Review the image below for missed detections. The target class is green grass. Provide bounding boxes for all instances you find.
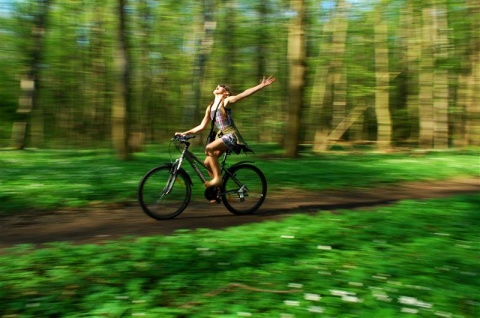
[1,195,479,317]
[0,145,479,213]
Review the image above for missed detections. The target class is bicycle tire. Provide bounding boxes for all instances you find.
[138,165,191,220]
[221,164,267,215]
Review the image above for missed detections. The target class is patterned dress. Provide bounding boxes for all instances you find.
[210,104,247,154]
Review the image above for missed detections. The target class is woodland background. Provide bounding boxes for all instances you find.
[0,0,479,159]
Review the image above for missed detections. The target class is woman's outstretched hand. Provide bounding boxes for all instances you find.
[261,75,276,87]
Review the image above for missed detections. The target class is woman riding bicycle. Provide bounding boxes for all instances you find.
[176,76,276,188]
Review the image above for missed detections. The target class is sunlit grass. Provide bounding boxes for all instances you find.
[0,146,479,213]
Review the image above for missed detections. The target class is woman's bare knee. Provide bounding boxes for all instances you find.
[205,147,217,157]
[205,140,226,157]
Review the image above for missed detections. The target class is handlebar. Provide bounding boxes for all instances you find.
[172,134,196,143]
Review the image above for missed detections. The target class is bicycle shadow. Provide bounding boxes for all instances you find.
[256,199,399,216]
[175,198,399,221]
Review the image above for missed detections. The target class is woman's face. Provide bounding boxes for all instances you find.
[213,85,229,96]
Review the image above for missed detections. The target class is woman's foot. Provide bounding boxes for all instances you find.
[205,177,222,188]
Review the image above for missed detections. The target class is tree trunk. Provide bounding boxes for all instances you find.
[255,0,270,142]
[88,0,108,144]
[224,0,237,77]
[312,0,349,152]
[374,8,392,150]
[330,0,349,133]
[112,0,131,160]
[182,0,216,126]
[432,69,449,148]
[464,0,480,146]
[432,0,449,149]
[418,7,435,148]
[10,0,51,149]
[402,1,421,144]
[464,52,480,146]
[311,21,333,152]
[134,0,153,151]
[284,0,306,158]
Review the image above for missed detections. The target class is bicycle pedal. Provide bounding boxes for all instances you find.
[204,186,220,201]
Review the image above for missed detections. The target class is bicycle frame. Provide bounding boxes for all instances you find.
[173,141,230,185]
[173,140,253,189]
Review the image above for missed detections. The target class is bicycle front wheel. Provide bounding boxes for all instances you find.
[222,164,267,215]
[138,165,191,220]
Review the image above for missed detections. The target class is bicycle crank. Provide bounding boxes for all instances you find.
[204,186,220,202]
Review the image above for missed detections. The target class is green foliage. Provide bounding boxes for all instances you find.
[1,195,479,317]
[0,147,479,214]
[0,0,478,148]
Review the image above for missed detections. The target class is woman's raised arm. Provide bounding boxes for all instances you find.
[226,76,276,104]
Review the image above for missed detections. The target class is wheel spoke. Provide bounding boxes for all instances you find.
[222,164,267,215]
[138,166,191,220]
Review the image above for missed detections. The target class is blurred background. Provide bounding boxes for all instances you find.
[0,0,478,158]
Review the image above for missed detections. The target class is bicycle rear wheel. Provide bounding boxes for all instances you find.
[221,164,267,215]
[138,165,191,220]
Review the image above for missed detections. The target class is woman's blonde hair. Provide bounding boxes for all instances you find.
[219,84,231,95]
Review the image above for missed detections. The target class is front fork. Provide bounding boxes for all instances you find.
[164,152,186,194]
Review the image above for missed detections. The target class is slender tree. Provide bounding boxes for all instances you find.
[112,0,132,159]
[418,5,435,148]
[284,0,306,157]
[254,0,273,142]
[330,0,349,133]
[311,0,349,152]
[310,14,332,152]
[223,0,237,77]
[464,0,480,146]
[432,0,449,149]
[373,5,392,149]
[10,0,51,149]
[400,1,421,143]
[87,0,109,144]
[182,0,217,127]
[132,0,154,151]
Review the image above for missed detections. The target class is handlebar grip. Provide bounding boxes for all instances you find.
[172,134,196,141]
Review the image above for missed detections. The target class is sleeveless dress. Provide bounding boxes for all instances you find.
[210,105,248,154]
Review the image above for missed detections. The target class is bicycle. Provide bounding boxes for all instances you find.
[138,135,267,220]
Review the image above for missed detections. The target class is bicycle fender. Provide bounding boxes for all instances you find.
[158,163,194,186]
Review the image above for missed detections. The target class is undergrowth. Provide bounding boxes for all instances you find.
[1,195,479,317]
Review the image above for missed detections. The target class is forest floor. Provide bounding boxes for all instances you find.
[1,177,478,249]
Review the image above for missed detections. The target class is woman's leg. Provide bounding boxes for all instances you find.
[204,156,214,179]
[204,139,227,187]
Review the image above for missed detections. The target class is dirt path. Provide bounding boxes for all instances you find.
[1,177,478,249]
